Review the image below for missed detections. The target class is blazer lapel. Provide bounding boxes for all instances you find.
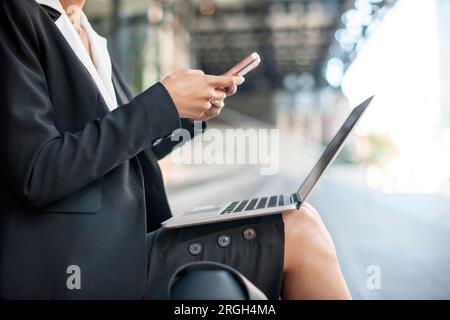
[39,4,61,21]
[39,4,111,119]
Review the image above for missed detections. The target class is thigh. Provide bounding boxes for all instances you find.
[144,214,285,299]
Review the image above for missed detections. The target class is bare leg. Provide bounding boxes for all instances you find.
[282,203,351,300]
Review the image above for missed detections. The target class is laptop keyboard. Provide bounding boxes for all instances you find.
[221,201,239,214]
[268,196,278,207]
[245,199,258,211]
[278,195,284,206]
[220,194,292,215]
[233,200,249,213]
[256,197,267,209]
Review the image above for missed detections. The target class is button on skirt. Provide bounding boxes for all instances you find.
[143,214,285,299]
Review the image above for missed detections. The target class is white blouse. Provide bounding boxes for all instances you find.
[36,0,118,111]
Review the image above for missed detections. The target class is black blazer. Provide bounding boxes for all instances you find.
[0,0,198,299]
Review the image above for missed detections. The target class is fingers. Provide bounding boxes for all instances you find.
[207,75,245,88]
[203,104,222,119]
[187,68,205,75]
[192,98,224,122]
[211,90,226,101]
[224,85,238,96]
[196,98,225,121]
[211,99,225,109]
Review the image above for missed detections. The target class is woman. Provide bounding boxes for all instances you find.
[0,0,351,299]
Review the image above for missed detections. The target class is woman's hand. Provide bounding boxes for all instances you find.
[200,81,240,122]
[161,69,244,121]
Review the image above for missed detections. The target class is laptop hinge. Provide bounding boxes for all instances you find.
[291,193,302,209]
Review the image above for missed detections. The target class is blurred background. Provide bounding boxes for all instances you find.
[85,0,450,299]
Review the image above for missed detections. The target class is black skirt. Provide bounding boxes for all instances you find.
[144,214,285,299]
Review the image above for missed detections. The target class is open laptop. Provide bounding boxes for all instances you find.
[162,96,373,229]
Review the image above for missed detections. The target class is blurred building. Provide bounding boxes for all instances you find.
[85,0,395,139]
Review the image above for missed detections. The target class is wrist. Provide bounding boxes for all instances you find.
[160,79,180,114]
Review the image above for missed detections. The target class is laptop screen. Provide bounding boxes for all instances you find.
[296,96,373,202]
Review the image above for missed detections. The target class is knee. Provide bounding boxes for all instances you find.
[282,203,337,268]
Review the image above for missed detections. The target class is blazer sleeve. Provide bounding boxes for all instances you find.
[151,119,206,160]
[0,2,181,207]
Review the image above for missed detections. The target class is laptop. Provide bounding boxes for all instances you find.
[162,96,373,229]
